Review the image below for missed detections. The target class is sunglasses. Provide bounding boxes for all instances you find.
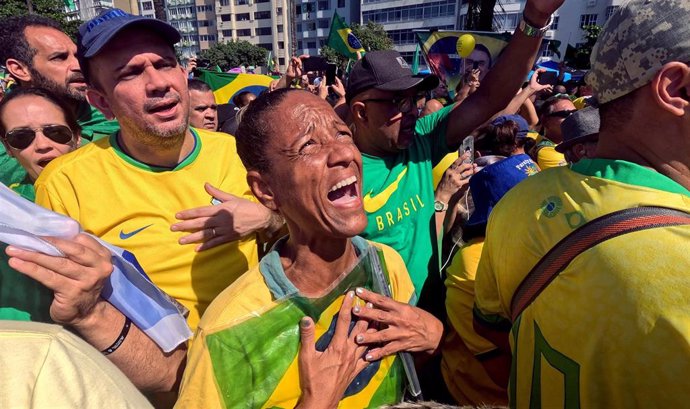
[3,124,74,150]
[362,94,426,114]
[546,109,577,119]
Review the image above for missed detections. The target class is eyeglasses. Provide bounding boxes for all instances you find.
[3,124,74,150]
[546,109,577,119]
[362,95,425,114]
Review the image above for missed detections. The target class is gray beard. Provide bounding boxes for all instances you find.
[29,68,86,105]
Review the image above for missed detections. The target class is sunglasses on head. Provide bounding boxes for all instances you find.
[3,124,74,151]
[547,109,577,119]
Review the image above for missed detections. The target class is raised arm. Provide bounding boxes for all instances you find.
[445,0,564,148]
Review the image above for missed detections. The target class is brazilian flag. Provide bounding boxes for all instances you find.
[195,69,274,105]
[326,11,365,59]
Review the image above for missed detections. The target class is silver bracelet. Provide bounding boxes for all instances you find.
[519,14,552,38]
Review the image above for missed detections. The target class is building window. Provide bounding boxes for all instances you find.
[222,29,233,36]
[254,10,271,19]
[142,1,153,10]
[221,14,231,21]
[318,19,329,29]
[257,43,273,50]
[296,4,301,14]
[196,5,212,12]
[237,28,251,36]
[306,21,316,31]
[220,0,229,5]
[494,12,519,30]
[279,57,285,65]
[198,20,214,27]
[362,0,456,24]
[605,6,619,20]
[256,27,272,35]
[296,23,302,31]
[278,41,284,49]
[580,13,598,28]
[276,6,282,15]
[235,0,248,5]
[256,0,269,3]
[337,0,345,7]
[307,41,316,49]
[277,24,284,33]
[318,0,329,10]
[551,15,559,29]
[297,40,303,49]
[236,12,250,21]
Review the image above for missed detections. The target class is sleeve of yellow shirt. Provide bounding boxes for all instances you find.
[473,231,512,329]
[445,238,497,355]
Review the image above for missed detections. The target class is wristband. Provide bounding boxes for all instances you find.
[519,13,552,38]
[101,316,132,356]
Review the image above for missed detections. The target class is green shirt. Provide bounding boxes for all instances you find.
[0,182,52,322]
[360,104,453,316]
[0,102,119,188]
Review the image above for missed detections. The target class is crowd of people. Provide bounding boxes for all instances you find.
[1,0,689,407]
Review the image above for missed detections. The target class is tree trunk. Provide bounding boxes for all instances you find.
[478,0,497,31]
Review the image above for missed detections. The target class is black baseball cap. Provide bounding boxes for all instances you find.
[346,50,439,103]
[77,8,180,82]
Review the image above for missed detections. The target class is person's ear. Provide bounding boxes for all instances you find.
[651,62,690,117]
[5,58,32,83]
[351,101,367,124]
[247,170,278,211]
[86,87,115,120]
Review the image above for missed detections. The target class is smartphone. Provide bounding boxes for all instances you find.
[302,56,329,73]
[537,71,558,86]
[472,61,479,70]
[326,63,337,86]
[459,135,474,164]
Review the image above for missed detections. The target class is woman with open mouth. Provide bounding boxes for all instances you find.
[177,89,444,409]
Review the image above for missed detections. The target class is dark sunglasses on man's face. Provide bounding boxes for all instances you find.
[363,94,426,114]
[547,109,577,119]
[3,124,74,151]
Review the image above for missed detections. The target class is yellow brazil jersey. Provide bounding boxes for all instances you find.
[176,237,416,409]
[34,128,258,330]
[474,158,690,407]
[442,237,507,406]
[533,135,566,170]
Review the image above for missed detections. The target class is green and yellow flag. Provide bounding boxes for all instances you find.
[327,11,364,59]
[195,69,274,104]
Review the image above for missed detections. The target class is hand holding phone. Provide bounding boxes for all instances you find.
[459,135,474,164]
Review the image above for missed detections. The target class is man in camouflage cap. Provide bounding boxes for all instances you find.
[471,0,690,406]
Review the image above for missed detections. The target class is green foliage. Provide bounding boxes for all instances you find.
[199,40,268,71]
[567,25,602,69]
[320,21,393,68]
[0,0,82,40]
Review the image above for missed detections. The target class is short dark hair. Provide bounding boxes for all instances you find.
[188,78,213,93]
[475,120,520,157]
[235,88,295,173]
[473,43,493,67]
[0,15,62,70]
[539,94,572,118]
[0,87,81,137]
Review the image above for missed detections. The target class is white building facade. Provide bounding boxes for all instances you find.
[458,0,625,61]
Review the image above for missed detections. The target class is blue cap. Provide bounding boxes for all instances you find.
[490,114,529,139]
[77,9,180,74]
[466,154,538,228]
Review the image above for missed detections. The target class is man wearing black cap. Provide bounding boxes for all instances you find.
[16,9,279,391]
[346,0,565,319]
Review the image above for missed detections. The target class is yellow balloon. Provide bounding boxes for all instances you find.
[457,34,476,58]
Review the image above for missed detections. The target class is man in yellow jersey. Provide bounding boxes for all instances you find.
[473,0,690,406]
[530,94,572,169]
[13,9,277,393]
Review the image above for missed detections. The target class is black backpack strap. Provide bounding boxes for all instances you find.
[510,206,690,321]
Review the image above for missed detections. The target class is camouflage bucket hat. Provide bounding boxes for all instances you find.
[587,0,690,104]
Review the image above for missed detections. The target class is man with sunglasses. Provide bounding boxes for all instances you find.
[345,0,564,320]
[530,94,574,169]
[0,15,119,188]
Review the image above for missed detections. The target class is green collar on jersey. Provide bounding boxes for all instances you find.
[572,158,690,197]
[110,128,202,172]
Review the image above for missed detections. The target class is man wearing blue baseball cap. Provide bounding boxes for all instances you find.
[8,8,280,392]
